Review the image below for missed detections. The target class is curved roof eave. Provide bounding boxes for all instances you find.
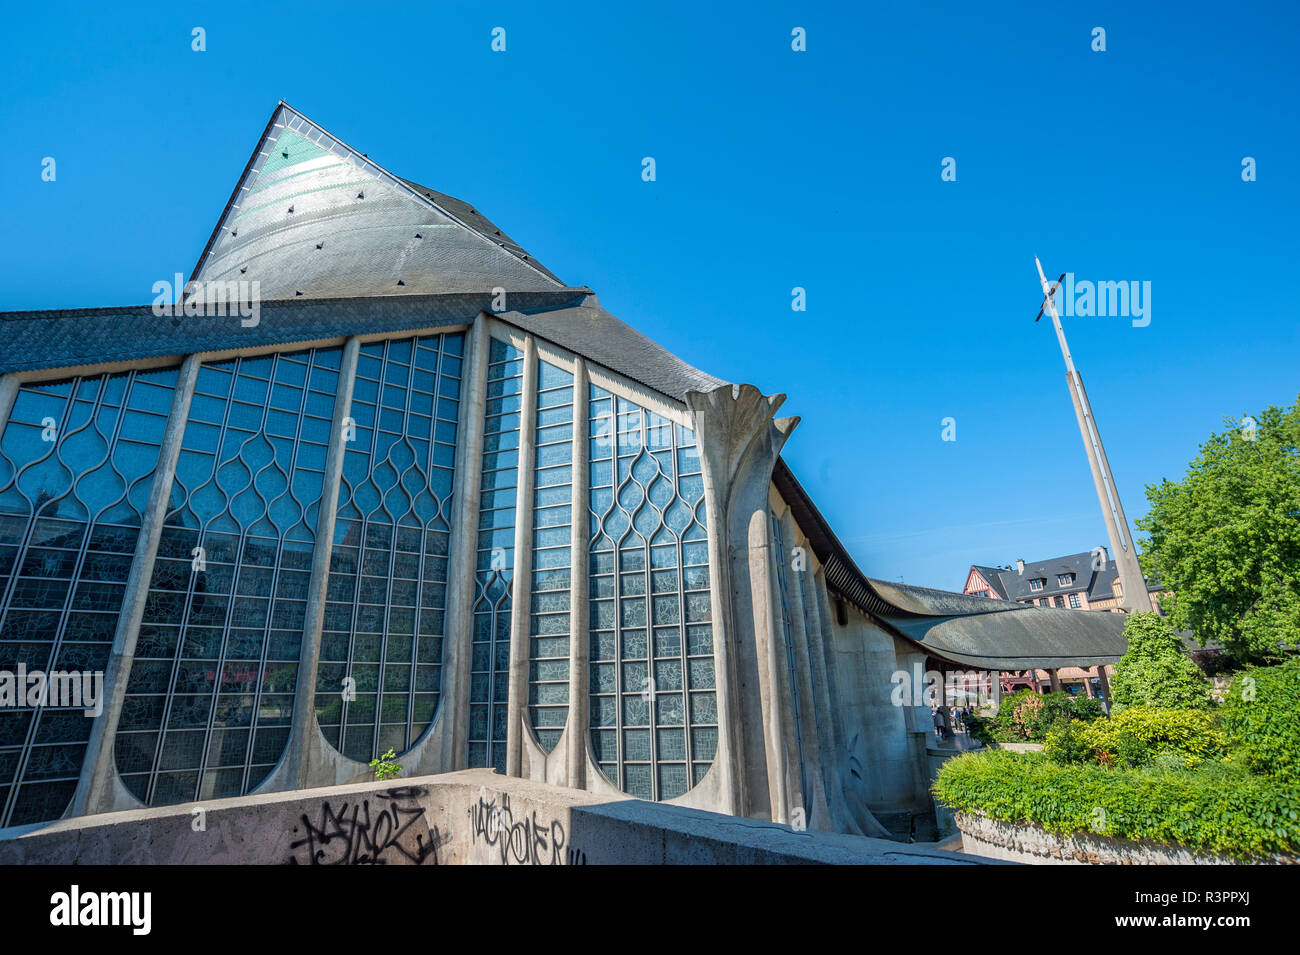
[772,458,1128,669]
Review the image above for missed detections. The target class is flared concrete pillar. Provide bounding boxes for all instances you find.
[71,354,202,816]
[0,374,19,434]
[441,317,491,771]
[685,383,798,822]
[565,358,590,790]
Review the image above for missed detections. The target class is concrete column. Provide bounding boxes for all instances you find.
[762,517,797,824]
[274,337,359,791]
[441,317,490,771]
[779,513,830,829]
[685,384,798,821]
[565,358,590,789]
[505,336,538,777]
[0,374,20,434]
[71,354,202,817]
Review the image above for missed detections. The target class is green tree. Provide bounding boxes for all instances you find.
[1110,612,1213,710]
[1137,396,1300,664]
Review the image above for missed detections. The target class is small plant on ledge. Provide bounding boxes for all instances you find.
[370,748,402,782]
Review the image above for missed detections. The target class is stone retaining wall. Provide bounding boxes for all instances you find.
[955,811,1290,865]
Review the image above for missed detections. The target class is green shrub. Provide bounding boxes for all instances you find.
[1042,720,1093,764]
[988,689,1106,742]
[1084,706,1227,769]
[933,749,1300,860]
[1111,612,1214,711]
[1220,658,1300,782]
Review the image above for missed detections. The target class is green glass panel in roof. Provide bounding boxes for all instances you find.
[257,129,330,178]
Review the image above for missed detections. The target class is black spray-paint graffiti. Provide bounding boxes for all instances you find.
[287,787,442,865]
[467,793,585,865]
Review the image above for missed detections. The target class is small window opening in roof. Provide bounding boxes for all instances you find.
[240,267,247,274]
[415,233,422,239]
[282,149,289,159]
[230,229,237,237]
[316,242,324,250]
[357,191,364,199]
[288,205,294,213]
[295,290,304,296]
[397,279,405,286]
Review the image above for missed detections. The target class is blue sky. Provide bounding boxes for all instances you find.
[2,0,1297,589]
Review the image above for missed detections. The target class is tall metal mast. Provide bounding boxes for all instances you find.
[1035,257,1152,612]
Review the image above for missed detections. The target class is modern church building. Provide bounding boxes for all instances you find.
[0,103,1127,836]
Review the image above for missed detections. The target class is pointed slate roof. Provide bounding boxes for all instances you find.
[188,103,564,302]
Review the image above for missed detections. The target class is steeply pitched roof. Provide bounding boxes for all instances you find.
[970,551,1148,605]
[187,103,564,301]
[969,565,1010,598]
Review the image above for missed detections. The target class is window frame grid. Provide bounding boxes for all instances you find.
[588,386,714,802]
[0,368,175,828]
[317,334,460,762]
[117,348,337,806]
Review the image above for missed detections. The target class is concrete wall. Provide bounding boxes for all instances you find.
[0,770,990,865]
[822,604,926,810]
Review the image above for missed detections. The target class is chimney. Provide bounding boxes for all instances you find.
[1016,558,1025,575]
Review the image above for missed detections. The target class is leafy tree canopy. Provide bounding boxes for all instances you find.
[1137,396,1300,664]
[1110,612,1214,710]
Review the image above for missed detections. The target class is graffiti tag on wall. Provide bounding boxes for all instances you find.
[467,793,584,865]
[287,786,441,865]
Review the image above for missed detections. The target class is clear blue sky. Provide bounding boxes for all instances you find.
[2,1,1297,589]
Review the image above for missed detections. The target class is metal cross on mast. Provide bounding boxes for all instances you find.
[1034,256,1152,612]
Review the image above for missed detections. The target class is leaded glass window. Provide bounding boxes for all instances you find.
[588,385,714,801]
[771,512,808,810]
[468,338,522,771]
[115,348,340,806]
[528,360,573,752]
[315,334,461,762]
[0,366,178,827]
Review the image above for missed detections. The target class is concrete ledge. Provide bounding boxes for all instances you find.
[955,812,1294,865]
[0,770,996,865]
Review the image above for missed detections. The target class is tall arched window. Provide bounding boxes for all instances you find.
[588,386,715,800]
[468,338,522,771]
[527,360,573,752]
[315,333,462,762]
[115,347,340,806]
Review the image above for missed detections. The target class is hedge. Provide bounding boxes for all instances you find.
[1043,706,1228,769]
[933,749,1300,860]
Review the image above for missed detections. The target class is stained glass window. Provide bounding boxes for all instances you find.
[468,338,522,771]
[0,366,178,827]
[316,334,461,762]
[115,348,340,806]
[527,360,573,753]
[588,385,714,800]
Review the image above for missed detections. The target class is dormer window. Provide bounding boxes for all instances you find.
[1029,578,1046,591]
[1058,573,1075,586]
